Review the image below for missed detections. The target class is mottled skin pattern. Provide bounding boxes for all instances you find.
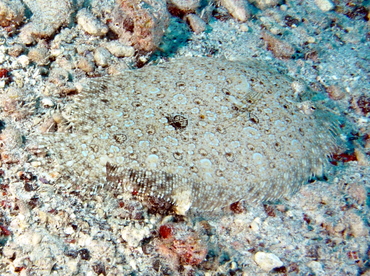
[38,57,338,213]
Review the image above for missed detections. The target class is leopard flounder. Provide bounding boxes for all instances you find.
[39,57,340,214]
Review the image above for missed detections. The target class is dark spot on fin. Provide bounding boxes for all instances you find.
[166,114,188,130]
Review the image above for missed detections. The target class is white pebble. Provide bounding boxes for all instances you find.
[254,252,283,272]
[307,36,316,43]
[239,23,249,32]
[77,8,108,37]
[31,232,43,245]
[307,261,324,274]
[280,4,288,11]
[291,80,306,96]
[104,41,135,58]
[314,0,334,12]
[249,0,281,10]
[270,26,281,35]
[41,98,54,108]
[64,226,75,235]
[0,50,7,64]
[17,55,30,67]
[220,0,250,22]
[94,47,111,67]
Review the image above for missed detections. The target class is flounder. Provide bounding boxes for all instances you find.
[38,57,340,214]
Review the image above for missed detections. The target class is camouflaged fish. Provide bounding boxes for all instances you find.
[38,57,340,214]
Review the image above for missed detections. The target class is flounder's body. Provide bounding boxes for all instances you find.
[39,57,338,213]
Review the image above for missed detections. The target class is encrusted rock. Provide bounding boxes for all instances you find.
[19,0,74,44]
[104,41,135,58]
[0,0,25,28]
[77,8,109,37]
[0,124,24,164]
[185,14,207,34]
[326,85,346,100]
[0,125,23,150]
[262,32,295,59]
[28,44,50,66]
[0,87,35,119]
[167,0,200,14]
[7,43,25,57]
[77,56,95,73]
[109,0,170,52]
[157,222,208,266]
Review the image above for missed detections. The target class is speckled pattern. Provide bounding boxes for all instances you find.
[38,57,338,213]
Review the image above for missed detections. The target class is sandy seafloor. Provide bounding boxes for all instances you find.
[0,0,369,275]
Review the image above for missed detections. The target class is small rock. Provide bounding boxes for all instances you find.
[307,261,324,274]
[77,56,95,73]
[107,61,130,75]
[269,27,281,35]
[306,36,316,43]
[249,0,282,10]
[347,183,367,205]
[355,148,370,166]
[219,0,250,22]
[326,85,345,100]
[64,226,75,235]
[280,4,288,11]
[262,32,295,59]
[28,45,50,66]
[94,47,111,67]
[76,44,91,55]
[291,80,307,96]
[314,0,334,12]
[297,101,316,116]
[352,94,370,116]
[239,23,249,32]
[346,210,369,237]
[104,41,135,58]
[7,43,25,57]
[48,67,69,86]
[0,126,23,150]
[254,252,283,272]
[16,55,30,67]
[41,98,54,108]
[77,8,108,36]
[110,0,170,52]
[167,0,200,13]
[185,14,207,34]
[31,232,43,245]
